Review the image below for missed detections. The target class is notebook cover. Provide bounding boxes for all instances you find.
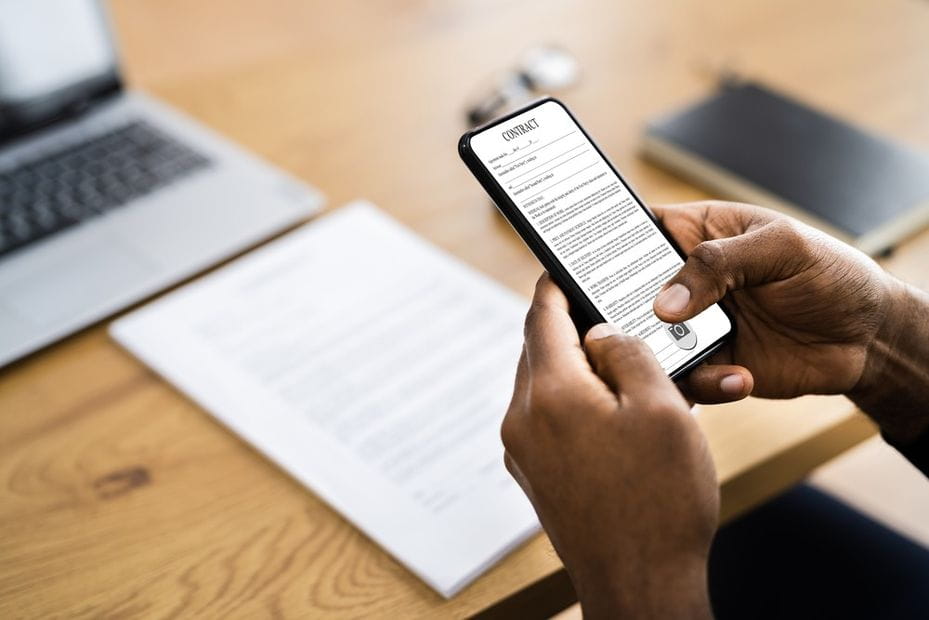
[644,82,929,243]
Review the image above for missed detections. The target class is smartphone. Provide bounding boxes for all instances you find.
[458,97,733,380]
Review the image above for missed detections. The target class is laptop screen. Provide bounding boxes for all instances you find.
[0,0,120,143]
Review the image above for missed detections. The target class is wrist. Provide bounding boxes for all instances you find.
[849,277,929,443]
[571,551,712,620]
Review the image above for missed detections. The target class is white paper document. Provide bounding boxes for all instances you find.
[110,201,539,597]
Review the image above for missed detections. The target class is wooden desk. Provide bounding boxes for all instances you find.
[3,0,928,616]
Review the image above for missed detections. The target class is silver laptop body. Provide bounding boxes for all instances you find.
[0,1,324,366]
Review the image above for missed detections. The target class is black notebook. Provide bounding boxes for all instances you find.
[641,81,929,255]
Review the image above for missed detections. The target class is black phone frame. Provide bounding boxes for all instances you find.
[458,96,734,381]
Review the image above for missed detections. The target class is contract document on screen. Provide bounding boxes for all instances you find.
[110,201,539,598]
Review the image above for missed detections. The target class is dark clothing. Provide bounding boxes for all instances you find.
[709,484,929,620]
[889,427,929,479]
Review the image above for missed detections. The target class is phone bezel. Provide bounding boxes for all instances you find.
[458,96,734,381]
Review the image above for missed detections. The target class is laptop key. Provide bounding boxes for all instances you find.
[0,120,212,258]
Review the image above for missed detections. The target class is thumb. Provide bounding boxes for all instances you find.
[653,222,797,322]
[583,323,681,406]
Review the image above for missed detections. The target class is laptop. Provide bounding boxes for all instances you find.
[0,1,324,367]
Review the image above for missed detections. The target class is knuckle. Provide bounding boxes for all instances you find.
[768,217,820,262]
[621,332,650,352]
[500,414,522,452]
[587,333,622,366]
[646,392,687,416]
[534,272,550,293]
[503,451,517,475]
[690,240,727,278]
[609,333,652,361]
[770,216,799,239]
[770,217,807,249]
[595,331,642,355]
[689,240,737,293]
[705,199,739,211]
[527,379,563,416]
[634,395,690,434]
[526,377,598,427]
[523,301,546,339]
[592,334,655,376]
[531,273,560,308]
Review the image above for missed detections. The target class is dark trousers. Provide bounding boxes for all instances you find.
[709,484,929,620]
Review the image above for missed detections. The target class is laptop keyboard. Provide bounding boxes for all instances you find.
[0,120,211,258]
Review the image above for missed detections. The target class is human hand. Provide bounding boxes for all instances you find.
[651,201,894,403]
[503,275,717,619]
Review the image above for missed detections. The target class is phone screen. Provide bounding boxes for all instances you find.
[467,99,732,375]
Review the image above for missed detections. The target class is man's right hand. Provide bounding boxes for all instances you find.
[650,201,896,403]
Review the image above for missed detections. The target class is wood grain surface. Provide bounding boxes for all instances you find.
[2,0,929,617]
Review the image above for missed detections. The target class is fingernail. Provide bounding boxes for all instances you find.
[720,374,745,395]
[655,283,690,315]
[587,323,623,340]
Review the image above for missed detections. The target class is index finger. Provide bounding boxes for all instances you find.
[583,324,674,401]
[523,273,589,378]
[647,203,710,254]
